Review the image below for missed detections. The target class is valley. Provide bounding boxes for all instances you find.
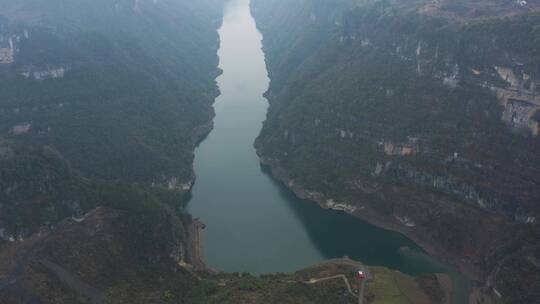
[0,0,539,303]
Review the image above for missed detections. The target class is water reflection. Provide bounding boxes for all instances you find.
[260,164,425,274]
[186,0,469,302]
[260,164,470,303]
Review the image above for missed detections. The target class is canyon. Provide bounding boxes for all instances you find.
[1,0,539,303]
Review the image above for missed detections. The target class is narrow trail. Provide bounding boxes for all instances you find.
[305,274,354,295]
[300,260,369,303]
[304,274,366,304]
[358,280,365,304]
[40,260,106,304]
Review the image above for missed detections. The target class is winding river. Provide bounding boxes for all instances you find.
[187,0,469,302]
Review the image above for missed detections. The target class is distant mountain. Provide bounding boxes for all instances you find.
[252,0,540,302]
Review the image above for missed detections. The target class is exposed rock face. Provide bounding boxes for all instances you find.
[166,176,194,192]
[21,67,67,80]
[0,37,14,64]
[252,0,540,302]
[0,48,13,64]
[10,122,31,135]
[492,66,540,135]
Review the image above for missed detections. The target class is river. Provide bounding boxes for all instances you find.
[187,0,469,302]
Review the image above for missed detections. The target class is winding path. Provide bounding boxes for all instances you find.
[40,260,106,304]
[304,273,366,304]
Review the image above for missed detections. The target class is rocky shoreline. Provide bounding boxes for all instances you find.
[256,154,480,294]
[180,69,224,272]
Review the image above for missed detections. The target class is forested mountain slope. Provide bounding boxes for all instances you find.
[0,0,224,301]
[252,0,540,302]
[0,0,223,244]
[0,0,223,187]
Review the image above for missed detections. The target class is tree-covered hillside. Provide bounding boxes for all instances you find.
[252,0,540,303]
[0,0,224,300]
[0,0,223,186]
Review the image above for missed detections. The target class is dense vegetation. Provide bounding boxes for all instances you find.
[0,0,223,297]
[1,221,447,304]
[252,0,540,302]
[0,0,222,185]
[1,0,538,302]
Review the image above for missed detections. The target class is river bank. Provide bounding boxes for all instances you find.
[186,0,471,303]
[256,154,474,302]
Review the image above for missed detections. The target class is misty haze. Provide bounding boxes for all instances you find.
[0,0,539,304]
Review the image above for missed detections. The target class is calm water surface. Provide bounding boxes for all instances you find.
[187,0,469,302]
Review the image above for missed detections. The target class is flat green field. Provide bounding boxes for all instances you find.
[368,267,440,304]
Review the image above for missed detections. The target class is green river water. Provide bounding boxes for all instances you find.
[187,0,470,302]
